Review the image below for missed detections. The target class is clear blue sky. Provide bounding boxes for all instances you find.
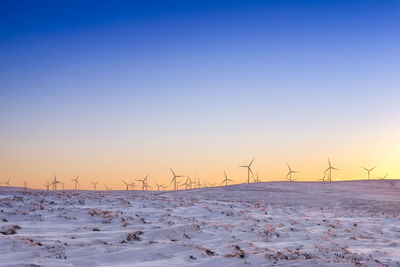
[1,0,399,188]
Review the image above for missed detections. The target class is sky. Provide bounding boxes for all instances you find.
[1,0,400,190]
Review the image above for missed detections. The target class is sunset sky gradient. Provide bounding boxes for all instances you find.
[1,0,400,189]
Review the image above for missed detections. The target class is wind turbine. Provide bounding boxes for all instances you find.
[221,171,234,186]
[52,173,61,190]
[4,178,11,187]
[155,183,165,191]
[196,178,202,188]
[188,176,194,189]
[62,182,65,190]
[105,184,111,191]
[122,180,130,190]
[137,175,149,190]
[144,179,151,191]
[43,181,51,191]
[91,181,99,191]
[254,172,262,183]
[239,158,254,183]
[181,176,193,190]
[193,170,202,188]
[143,175,150,190]
[24,181,27,192]
[324,158,339,182]
[286,164,299,182]
[362,167,376,180]
[71,175,80,190]
[377,174,388,180]
[170,169,184,190]
[129,180,136,190]
[322,173,326,182]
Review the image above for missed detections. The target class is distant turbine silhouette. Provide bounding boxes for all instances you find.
[362,166,376,180]
[221,171,234,186]
[188,176,194,189]
[24,181,27,192]
[196,178,202,188]
[181,176,192,190]
[319,172,328,182]
[170,169,184,190]
[254,172,262,183]
[324,158,339,182]
[377,174,388,180]
[239,158,254,184]
[143,175,150,190]
[4,178,11,187]
[105,184,111,191]
[286,164,299,182]
[52,173,61,190]
[62,182,65,190]
[122,180,130,190]
[43,181,51,191]
[91,181,99,191]
[155,183,164,191]
[137,175,149,190]
[71,175,80,190]
[129,180,136,190]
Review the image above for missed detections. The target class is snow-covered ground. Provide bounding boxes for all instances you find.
[1,180,400,266]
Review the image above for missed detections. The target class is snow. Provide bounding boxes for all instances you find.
[0,180,400,266]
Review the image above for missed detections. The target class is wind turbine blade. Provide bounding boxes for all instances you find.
[249,158,254,167]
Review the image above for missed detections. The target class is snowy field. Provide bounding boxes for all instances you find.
[1,180,400,266]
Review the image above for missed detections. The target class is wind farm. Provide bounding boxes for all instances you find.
[1,0,400,266]
[2,157,394,192]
